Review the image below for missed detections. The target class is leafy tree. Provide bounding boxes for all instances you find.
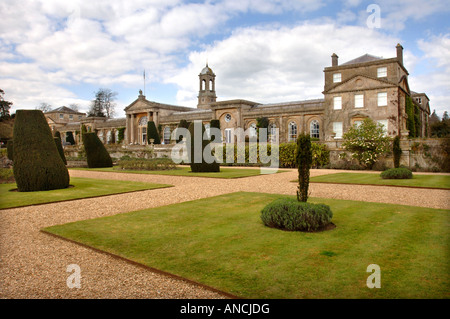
[429,110,440,126]
[405,96,415,137]
[342,118,391,169]
[296,134,312,202]
[88,88,117,118]
[0,89,13,120]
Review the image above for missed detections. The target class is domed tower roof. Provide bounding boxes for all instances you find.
[200,63,215,75]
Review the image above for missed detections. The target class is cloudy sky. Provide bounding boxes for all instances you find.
[1,0,449,118]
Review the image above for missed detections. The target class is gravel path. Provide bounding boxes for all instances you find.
[1,168,449,299]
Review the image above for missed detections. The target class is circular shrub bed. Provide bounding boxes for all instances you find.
[380,167,413,179]
[261,198,334,232]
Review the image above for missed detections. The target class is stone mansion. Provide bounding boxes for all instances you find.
[46,44,430,146]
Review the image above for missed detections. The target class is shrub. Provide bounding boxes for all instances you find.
[117,158,176,171]
[296,134,312,202]
[0,167,15,183]
[187,121,220,172]
[261,198,333,232]
[278,142,329,168]
[6,139,13,161]
[380,167,413,179]
[54,130,61,139]
[393,136,402,168]
[82,132,113,168]
[12,110,69,191]
[342,118,391,169]
[147,121,160,144]
[54,137,67,165]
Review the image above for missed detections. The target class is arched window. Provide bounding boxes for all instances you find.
[139,116,148,145]
[249,123,257,138]
[163,126,171,144]
[288,122,297,142]
[310,120,320,139]
[268,123,277,143]
[202,79,206,91]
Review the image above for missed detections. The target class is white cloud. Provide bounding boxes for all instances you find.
[410,34,450,116]
[166,23,402,106]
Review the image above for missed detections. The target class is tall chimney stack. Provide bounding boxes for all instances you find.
[331,53,338,67]
[396,43,403,65]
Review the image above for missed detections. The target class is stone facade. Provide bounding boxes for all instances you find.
[47,43,430,147]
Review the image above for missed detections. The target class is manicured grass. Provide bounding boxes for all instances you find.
[307,172,450,189]
[72,166,284,179]
[43,192,449,298]
[0,177,172,209]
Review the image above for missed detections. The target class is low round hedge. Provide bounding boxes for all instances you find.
[261,198,333,232]
[380,167,413,179]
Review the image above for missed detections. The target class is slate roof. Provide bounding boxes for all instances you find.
[341,54,383,66]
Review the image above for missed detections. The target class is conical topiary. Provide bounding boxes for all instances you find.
[187,121,220,173]
[147,121,161,144]
[82,132,113,168]
[54,137,67,165]
[12,110,70,191]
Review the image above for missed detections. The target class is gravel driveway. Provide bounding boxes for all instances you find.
[1,168,449,298]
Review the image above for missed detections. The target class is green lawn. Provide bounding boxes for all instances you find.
[72,166,284,179]
[307,172,450,189]
[43,192,449,298]
[0,177,172,209]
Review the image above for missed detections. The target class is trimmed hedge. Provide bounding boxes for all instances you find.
[261,198,333,232]
[12,110,69,191]
[54,137,67,165]
[83,132,113,168]
[380,167,413,179]
[187,122,220,172]
[117,158,176,171]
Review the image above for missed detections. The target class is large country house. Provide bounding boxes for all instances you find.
[47,44,430,146]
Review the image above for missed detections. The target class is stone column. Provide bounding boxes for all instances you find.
[130,114,135,144]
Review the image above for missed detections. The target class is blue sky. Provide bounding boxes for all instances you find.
[1,0,449,118]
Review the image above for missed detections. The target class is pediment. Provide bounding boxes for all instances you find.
[125,98,156,112]
[326,75,396,94]
[398,75,410,94]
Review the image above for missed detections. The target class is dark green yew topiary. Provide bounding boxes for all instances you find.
[147,121,160,144]
[296,133,312,202]
[12,110,69,191]
[261,198,333,232]
[6,139,13,161]
[54,137,67,165]
[82,132,113,168]
[66,131,75,145]
[393,136,402,168]
[187,122,220,172]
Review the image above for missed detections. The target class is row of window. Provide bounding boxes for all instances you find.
[333,67,387,83]
[333,92,387,110]
[59,114,83,120]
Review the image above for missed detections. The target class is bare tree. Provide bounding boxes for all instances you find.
[68,103,80,112]
[36,102,52,113]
